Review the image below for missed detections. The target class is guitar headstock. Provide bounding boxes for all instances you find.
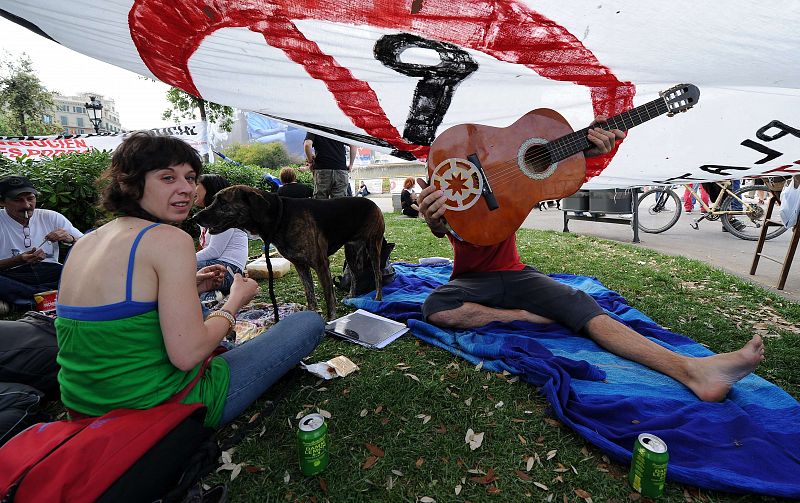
[660,84,700,116]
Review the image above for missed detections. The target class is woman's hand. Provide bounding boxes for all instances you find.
[226,273,259,311]
[196,264,226,293]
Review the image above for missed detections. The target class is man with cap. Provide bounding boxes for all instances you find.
[0,175,83,313]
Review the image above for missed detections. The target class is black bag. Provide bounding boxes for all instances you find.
[335,239,396,296]
[0,383,47,447]
[0,312,59,395]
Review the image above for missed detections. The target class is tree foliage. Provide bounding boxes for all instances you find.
[161,87,233,132]
[0,54,61,136]
[222,142,298,170]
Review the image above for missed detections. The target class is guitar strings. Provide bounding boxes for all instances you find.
[437,99,668,190]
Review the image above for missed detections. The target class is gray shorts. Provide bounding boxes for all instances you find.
[421,267,604,333]
[313,169,349,198]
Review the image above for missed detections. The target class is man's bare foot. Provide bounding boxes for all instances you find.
[685,335,765,401]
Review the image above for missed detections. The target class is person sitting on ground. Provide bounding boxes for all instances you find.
[55,131,324,428]
[195,174,249,303]
[400,177,420,218]
[417,117,764,403]
[357,182,370,197]
[276,167,313,198]
[0,175,83,313]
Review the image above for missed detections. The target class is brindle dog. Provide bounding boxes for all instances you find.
[195,185,384,319]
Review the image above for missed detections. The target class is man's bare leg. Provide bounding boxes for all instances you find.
[584,315,764,402]
[428,302,553,329]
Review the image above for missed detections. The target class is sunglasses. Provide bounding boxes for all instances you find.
[23,226,31,248]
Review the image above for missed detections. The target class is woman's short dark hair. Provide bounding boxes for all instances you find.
[100,131,203,219]
[279,167,297,184]
[197,173,231,207]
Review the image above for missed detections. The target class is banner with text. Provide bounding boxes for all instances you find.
[2,1,799,187]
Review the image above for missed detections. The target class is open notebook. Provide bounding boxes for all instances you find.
[325,309,408,349]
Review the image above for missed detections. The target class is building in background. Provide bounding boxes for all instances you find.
[51,92,125,135]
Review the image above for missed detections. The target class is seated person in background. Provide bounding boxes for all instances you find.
[400,177,420,218]
[276,167,313,198]
[417,118,764,403]
[0,175,83,313]
[357,182,370,197]
[195,174,249,303]
[55,131,324,428]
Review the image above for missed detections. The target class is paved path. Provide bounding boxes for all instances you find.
[369,194,799,303]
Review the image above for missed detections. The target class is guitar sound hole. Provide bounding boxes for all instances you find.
[522,145,552,174]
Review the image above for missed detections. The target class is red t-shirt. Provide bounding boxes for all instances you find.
[448,234,525,278]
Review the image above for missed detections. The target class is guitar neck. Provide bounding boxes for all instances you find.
[546,97,669,162]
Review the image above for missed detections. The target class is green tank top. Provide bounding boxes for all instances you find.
[55,311,230,428]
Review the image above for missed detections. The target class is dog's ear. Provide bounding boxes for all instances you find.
[244,188,278,221]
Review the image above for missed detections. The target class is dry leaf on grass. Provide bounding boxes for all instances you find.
[546,449,557,460]
[487,486,501,494]
[465,428,485,450]
[366,443,385,458]
[319,478,328,494]
[375,405,383,414]
[469,468,497,484]
[518,434,527,445]
[475,361,484,371]
[283,471,290,483]
[464,397,473,406]
[534,481,549,490]
[405,373,420,382]
[318,409,331,419]
[363,456,379,469]
[515,470,531,481]
[526,456,535,471]
[392,469,404,476]
[416,457,425,468]
[359,409,368,417]
[454,484,462,495]
[419,497,436,503]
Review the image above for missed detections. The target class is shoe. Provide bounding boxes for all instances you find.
[0,300,9,316]
[685,209,693,213]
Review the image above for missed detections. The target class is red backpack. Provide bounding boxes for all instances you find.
[0,358,215,502]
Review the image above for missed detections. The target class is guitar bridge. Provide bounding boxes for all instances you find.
[467,154,499,211]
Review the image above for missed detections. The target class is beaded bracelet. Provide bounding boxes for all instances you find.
[207,309,236,332]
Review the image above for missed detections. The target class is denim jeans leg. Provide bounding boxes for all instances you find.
[217,311,324,426]
[0,273,57,307]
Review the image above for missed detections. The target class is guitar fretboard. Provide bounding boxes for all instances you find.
[545,97,670,163]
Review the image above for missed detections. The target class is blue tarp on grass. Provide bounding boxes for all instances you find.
[347,263,800,498]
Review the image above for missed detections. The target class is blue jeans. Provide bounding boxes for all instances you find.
[0,262,62,307]
[197,259,242,302]
[217,311,324,426]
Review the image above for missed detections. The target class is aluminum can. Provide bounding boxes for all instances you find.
[297,413,329,476]
[629,433,669,498]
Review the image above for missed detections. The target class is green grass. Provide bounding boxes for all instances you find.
[211,213,799,502]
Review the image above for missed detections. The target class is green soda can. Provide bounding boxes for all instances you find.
[297,413,329,476]
[629,433,669,498]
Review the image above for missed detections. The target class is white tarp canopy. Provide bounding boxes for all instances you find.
[2,1,799,188]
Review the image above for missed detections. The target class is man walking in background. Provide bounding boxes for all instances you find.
[304,132,356,199]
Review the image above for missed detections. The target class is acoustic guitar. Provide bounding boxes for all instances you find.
[427,83,700,245]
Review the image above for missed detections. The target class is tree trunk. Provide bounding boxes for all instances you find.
[18,111,27,136]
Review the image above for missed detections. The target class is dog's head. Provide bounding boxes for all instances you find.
[194,185,280,235]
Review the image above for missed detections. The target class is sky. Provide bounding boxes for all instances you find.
[0,16,175,130]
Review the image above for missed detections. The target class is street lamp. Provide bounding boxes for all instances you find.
[84,96,103,133]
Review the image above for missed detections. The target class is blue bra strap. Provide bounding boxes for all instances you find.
[126,223,161,301]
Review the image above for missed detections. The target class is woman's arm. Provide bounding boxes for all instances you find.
[195,227,235,262]
[149,228,257,370]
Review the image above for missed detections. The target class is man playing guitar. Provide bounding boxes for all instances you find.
[417,117,765,402]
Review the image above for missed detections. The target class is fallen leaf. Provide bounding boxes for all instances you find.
[575,488,592,500]
[546,449,557,460]
[248,412,260,424]
[487,486,501,494]
[319,478,328,493]
[283,471,290,483]
[518,434,527,445]
[229,466,242,482]
[422,415,432,424]
[416,457,425,468]
[515,470,531,481]
[392,469,404,476]
[318,409,331,419]
[454,484,462,495]
[381,417,390,425]
[511,418,527,423]
[363,456,378,469]
[359,409,368,417]
[464,397,473,406]
[375,405,383,414]
[629,492,641,501]
[526,456,535,471]
[243,465,263,473]
[495,401,504,409]
[419,497,436,503]
[544,418,561,427]
[220,450,233,465]
[470,468,497,485]
[435,424,448,434]
[466,469,486,475]
[534,481,549,490]
[405,373,420,382]
[571,464,578,475]
[366,443,385,458]
[475,361,484,371]
[465,428,485,450]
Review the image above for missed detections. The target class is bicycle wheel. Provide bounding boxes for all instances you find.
[720,184,788,240]
[637,187,681,233]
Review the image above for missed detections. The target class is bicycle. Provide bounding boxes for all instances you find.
[636,181,788,241]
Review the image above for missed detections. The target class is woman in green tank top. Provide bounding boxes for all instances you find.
[56,131,324,428]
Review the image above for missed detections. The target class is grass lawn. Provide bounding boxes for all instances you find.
[210,213,800,502]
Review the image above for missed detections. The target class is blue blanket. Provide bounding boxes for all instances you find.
[347,263,800,498]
